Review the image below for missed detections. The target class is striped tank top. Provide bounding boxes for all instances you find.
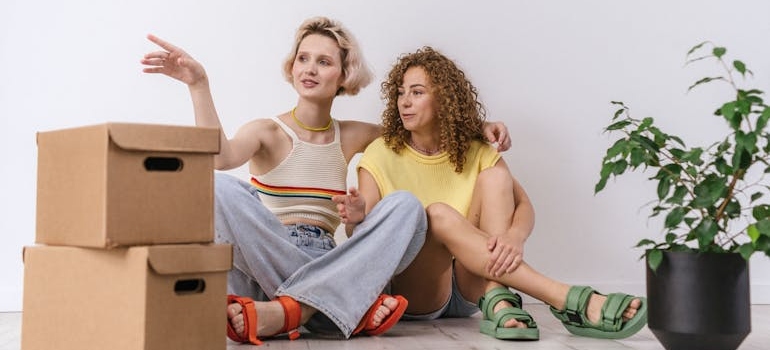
[250,116,347,231]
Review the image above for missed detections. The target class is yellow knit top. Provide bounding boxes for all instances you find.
[358,138,500,217]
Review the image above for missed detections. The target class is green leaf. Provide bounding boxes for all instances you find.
[688,77,725,92]
[667,185,687,205]
[753,205,770,220]
[694,218,719,248]
[664,207,685,228]
[647,249,663,271]
[751,192,764,203]
[657,177,672,200]
[639,117,654,130]
[686,41,708,56]
[605,139,628,159]
[757,108,770,132]
[636,239,656,247]
[757,219,770,235]
[713,47,727,58]
[733,60,747,76]
[613,159,628,175]
[607,120,632,131]
[669,135,686,147]
[735,131,757,153]
[738,243,755,260]
[613,108,625,120]
[748,224,760,242]
[629,147,646,167]
[720,101,736,122]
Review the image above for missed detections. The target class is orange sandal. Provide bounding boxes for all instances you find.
[226,294,302,345]
[353,294,408,336]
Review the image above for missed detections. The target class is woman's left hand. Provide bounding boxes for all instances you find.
[486,235,524,277]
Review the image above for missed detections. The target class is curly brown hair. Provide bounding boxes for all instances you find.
[380,46,487,173]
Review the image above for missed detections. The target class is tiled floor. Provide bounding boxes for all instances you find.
[3,304,769,349]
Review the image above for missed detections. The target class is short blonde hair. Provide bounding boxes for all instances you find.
[282,17,373,96]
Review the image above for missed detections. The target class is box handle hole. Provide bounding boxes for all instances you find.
[174,279,206,294]
[144,157,183,171]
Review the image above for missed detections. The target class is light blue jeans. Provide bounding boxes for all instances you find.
[214,173,426,338]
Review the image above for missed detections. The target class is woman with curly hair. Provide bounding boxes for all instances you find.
[334,46,648,341]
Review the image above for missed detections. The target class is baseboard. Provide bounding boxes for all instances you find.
[0,287,22,312]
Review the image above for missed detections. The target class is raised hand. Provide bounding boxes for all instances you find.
[332,187,366,225]
[141,34,207,86]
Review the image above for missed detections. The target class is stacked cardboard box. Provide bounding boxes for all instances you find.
[22,123,232,350]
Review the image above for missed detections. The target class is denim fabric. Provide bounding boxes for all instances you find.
[214,173,426,338]
[401,265,479,321]
[286,223,337,255]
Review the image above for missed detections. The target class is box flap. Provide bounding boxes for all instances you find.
[147,244,232,275]
[107,123,220,153]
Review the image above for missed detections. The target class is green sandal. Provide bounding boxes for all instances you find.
[550,285,648,339]
[478,287,539,340]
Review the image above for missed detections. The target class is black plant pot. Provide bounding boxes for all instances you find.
[646,251,751,350]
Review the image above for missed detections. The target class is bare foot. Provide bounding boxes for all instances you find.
[586,293,641,324]
[227,300,287,338]
[365,296,399,329]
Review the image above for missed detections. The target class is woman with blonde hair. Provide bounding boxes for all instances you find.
[142,17,424,344]
[336,46,648,341]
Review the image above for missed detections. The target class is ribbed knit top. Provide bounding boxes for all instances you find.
[250,116,347,231]
[358,138,500,217]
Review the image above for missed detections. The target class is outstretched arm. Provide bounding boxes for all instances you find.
[141,34,258,170]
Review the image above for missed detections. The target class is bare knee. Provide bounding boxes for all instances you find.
[477,166,514,195]
[426,203,463,237]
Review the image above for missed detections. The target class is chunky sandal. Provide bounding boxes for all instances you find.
[353,294,408,336]
[550,285,648,339]
[478,287,539,340]
[226,294,302,345]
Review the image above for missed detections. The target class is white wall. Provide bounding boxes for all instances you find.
[2,0,770,311]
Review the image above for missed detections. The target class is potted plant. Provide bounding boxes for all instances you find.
[595,42,770,350]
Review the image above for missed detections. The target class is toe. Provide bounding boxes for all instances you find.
[622,298,641,321]
[503,318,527,329]
[382,296,399,311]
[227,302,243,319]
[231,314,245,336]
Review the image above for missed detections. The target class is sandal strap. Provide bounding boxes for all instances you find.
[479,287,523,315]
[226,294,263,345]
[479,287,535,328]
[491,304,537,328]
[551,285,594,326]
[277,296,302,340]
[550,286,636,332]
[599,293,636,331]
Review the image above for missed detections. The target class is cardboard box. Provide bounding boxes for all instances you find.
[22,244,232,350]
[36,123,220,247]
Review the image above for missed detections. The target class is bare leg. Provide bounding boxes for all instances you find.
[428,201,641,324]
[454,165,528,329]
[390,227,454,315]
